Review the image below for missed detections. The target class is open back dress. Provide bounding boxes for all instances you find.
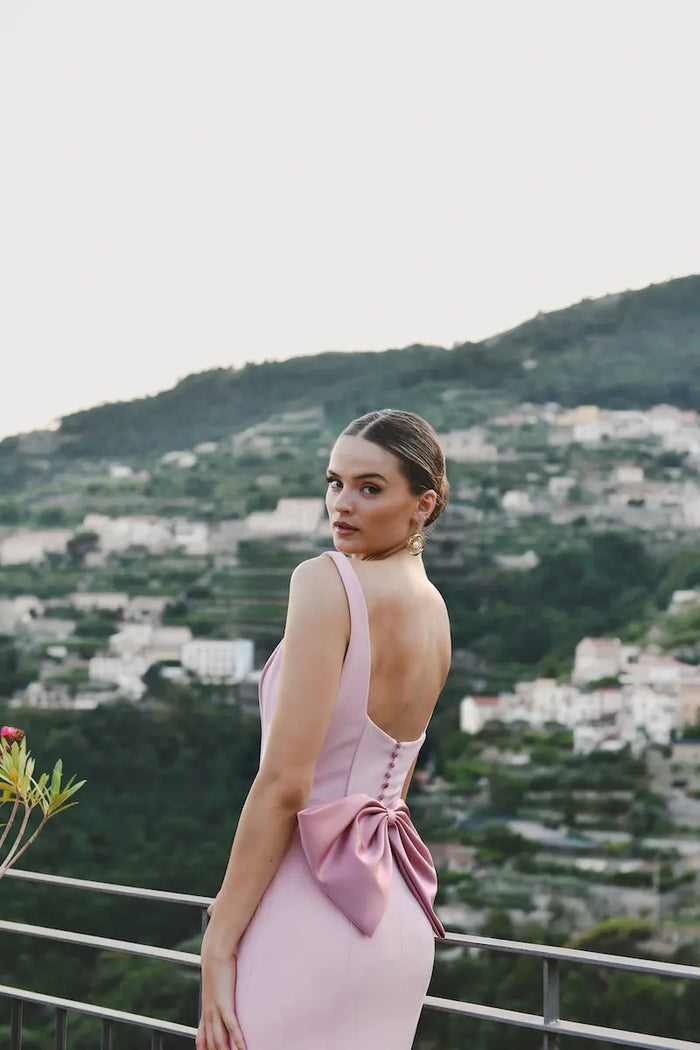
[234,550,444,1049]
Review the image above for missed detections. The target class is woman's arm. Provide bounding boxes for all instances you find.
[201,554,349,958]
[401,755,418,801]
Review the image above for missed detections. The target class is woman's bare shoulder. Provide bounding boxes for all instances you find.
[288,553,346,608]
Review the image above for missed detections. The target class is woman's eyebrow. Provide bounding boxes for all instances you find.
[326,469,388,482]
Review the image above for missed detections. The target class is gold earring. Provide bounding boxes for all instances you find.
[407,532,425,556]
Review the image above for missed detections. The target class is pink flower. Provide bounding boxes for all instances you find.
[1,726,25,747]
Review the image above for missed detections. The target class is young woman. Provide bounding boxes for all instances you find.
[197,409,451,1050]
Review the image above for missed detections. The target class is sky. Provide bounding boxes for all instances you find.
[0,0,698,440]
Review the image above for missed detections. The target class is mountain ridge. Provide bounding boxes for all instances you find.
[6,273,700,460]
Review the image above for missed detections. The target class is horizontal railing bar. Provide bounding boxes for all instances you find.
[6,867,213,908]
[439,931,700,981]
[0,984,197,1038]
[423,996,700,1050]
[0,920,200,968]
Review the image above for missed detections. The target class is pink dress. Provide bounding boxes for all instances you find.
[235,550,444,1049]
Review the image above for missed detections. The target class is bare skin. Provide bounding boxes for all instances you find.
[196,434,451,1050]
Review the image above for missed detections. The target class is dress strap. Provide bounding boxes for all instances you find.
[323,551,370,646]
[322,550,371,720]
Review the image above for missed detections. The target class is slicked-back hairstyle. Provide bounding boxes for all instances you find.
[342,409,449,527]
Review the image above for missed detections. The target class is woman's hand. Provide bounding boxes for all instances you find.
[196,941,246,1050]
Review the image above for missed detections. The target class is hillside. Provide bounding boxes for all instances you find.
[4,273,698,462]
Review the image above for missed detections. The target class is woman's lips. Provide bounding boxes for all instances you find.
[334,523,358,536]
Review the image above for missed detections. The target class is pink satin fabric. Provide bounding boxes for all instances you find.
[297,793,445,938]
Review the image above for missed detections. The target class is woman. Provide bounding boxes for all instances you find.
[197,409,451,1050]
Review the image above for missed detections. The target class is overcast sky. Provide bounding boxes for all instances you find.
[1,0,698,440]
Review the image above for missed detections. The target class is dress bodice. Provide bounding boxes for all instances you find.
[258,550,444,938]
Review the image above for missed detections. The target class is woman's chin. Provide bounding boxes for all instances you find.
[332,531,363,552]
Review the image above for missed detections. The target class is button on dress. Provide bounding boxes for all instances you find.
[234,551,444,1049]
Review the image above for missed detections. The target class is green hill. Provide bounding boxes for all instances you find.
[10,272,699,460]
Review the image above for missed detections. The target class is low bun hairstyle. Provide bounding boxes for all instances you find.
[342,409,449,527]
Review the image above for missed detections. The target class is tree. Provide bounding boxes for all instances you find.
[65,531,99,567]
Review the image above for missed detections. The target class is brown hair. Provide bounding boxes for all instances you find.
[342,409,449,527]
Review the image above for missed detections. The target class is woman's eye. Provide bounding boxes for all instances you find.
[362,485,380,495]
[327,478,342,490]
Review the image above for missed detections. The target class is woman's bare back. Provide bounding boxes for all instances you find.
[349,558,451,743]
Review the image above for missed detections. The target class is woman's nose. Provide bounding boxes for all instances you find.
[331,488,353,514]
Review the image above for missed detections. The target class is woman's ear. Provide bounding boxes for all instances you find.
[417,489,437,525]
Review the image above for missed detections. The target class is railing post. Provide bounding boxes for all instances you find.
[542,956,560,1050]
[101,1019,114,1050]
[151,1031,164,1050]
[10,998,23,1050]
[54,1006,67,1050]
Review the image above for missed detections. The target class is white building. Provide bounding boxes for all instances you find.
[572,638,624,685]
[459,695,501,734]
[70,592,129,612]
[89,655,148,700]
[0,595,44,631]
[108,624,192,663]
[494,550,539,571]
[548,476,577,501]
[0,529,73,565]
[625,685,679,744]
[173,521,210,556]
[160,450,197,468]
[621,653,692,689]
[22,618,76,642]
[125,596,173,623]
[573,723,627,756]
[109,624,154,656]
[181,639,254,683]
[437,428,498,462]
[82,514,173,555]
[668,589,700,614]
[247,498,325,538]
[614,465,645,485]
[501,490,533,515]
[648,404,697,437]
[109,464,133,479]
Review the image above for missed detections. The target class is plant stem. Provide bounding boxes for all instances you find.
[0,799,33,873]
[0,796,20,854]
[0,813,49,875]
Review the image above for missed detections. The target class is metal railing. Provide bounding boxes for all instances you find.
[1,867,699,1049]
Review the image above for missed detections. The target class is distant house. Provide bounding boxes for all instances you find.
[83,514,172,555]
[437,428,498,463]
[459,695,501,734]
[181,639,254,684]
[614,465,645,485]
[0,529,73,565]
[668,589,700,614]
[160,450,197,468]
[22,618,76,643]
[0,595,44,631]
[70,592,129,613]
[572,637,623,685]
[501,490,533,515]
[89,655,148,700]
[428,842,476,873]
[548,476,576,501]
[494,550,539,571]
[172,521,210,556]
[125,596,173,624]
[247,498,325,538]
[679,681,700,727]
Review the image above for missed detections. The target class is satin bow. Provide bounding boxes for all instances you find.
[297,793,445,938]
